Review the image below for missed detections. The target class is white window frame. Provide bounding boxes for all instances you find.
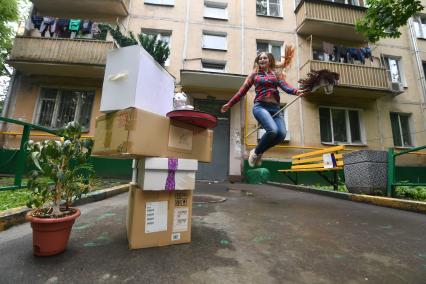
[201,60,226,72]
[144,0,174,6]
[257,105,290,142]
[383,55,406,88]
[256,40,283,61]
[327,0,361,6]
[413,14,426,39]
[33,88,95,131]
[141,29,172,66]
[256,0,283,17]
[202,31,227,51]
[390,112,413,148]
[204,1,228,20]
[319,106,366,145]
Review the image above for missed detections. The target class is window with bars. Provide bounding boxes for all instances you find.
[204,1,228,20]
[256,0,281,17]
[35,88,95,131]
[390,113,412,147]
[319,107,363,144]
[202,31,227,50]
[256,41,282,61]
[141,29,172,66]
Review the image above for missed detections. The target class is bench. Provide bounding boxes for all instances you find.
[278,145,345,191]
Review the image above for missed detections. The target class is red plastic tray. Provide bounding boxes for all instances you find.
[166,110,218,129]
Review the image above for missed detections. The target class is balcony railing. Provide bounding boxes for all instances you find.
[8,36,115,78]
[295,0,366,41]
[300,60,392,98]
[30,0,130,19]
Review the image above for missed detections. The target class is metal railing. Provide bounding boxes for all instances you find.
[0,116,58,191]
[387,145,426,197]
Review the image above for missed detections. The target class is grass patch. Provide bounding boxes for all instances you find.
[394,185,426,201]
[0,178,128,211]
[303,183,348,193]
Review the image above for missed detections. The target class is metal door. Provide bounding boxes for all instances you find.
[193,99,230,181]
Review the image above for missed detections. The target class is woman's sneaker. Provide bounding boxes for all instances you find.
[248,149,258,167]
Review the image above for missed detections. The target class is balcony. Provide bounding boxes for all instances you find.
[30,0,129,19]
[295,0,367,41]
[8,36,115,79]
[300,60,393,98]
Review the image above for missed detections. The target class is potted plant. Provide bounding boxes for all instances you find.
[25,121,94,256]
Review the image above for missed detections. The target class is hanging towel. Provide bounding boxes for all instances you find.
[69,19,81,32]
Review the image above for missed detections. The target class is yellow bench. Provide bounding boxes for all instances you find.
[278,145,345,191]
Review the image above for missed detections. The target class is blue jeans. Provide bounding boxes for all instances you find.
[252,102,286,155]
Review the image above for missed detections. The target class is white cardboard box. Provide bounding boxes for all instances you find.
[136,158,198,190]
[100,45,174,115]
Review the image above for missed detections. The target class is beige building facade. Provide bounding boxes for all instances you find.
[1,0,426,180]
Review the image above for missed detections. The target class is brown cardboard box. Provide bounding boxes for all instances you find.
[92,107,213,162]
[126,185,193,249]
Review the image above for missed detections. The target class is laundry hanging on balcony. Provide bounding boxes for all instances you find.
[320,41,374,65]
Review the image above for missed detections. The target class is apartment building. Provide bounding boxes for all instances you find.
[1,0,425,181]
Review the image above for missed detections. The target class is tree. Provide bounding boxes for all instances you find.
[356,0,423,43]
[0,0,19,76]
[101,25,170,66]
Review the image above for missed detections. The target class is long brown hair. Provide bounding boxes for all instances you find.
[253,44,296,79]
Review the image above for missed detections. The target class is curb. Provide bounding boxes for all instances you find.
[267,182,426,214]
[0,184,130,232]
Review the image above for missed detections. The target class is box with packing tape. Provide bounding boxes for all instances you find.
[126,185,193,249]
[92,107,213,162]
[136,158,198,191]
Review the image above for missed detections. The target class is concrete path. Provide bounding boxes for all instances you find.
[0,182,425,283]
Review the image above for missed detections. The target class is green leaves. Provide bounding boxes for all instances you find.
[99,24,170,66]
[355,0,423,43]
[26,121,95,216]
[0,0,18,75]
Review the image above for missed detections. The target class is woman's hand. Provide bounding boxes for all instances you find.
[221,103,231,113]
[296,88,309,97]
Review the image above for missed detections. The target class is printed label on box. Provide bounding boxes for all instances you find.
[171,232,181,241]
[168,125,193,151]
[145,201,168,233]
[173,207,189,232]
[175,192,188,207]
[323,153,337,168]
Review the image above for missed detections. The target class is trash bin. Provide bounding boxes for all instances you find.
[246,168,271,184]
[343,150,387,195]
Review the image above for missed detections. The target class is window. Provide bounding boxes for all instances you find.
[324,0,361,5]
[256,0,281,17]
[144,0,174,6]
[202,31,227,50]
[202,60,226,72]
[319,107,363,144]
[35,88,95,130]
[256,41,282,61]
[204,1,228,20]
[383,56,405,91]
[390,113,412,147]
[258,104,290,141]
[141,30,171,66]
[413,15,426,39]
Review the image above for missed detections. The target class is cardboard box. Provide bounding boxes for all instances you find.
[136,158,198,191]
[100,45,174,115]
[92,107,213,162]
[126,185,193,249]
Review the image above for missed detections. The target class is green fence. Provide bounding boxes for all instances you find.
[387,145,426,197]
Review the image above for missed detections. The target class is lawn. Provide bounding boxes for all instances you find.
[0,178,129,211]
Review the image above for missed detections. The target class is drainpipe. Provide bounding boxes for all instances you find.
[407,18,426,133]
[181,0,190,72]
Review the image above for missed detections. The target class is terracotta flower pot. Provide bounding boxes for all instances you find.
[26,208,81,256]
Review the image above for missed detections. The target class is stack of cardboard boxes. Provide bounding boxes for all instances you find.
[92,46,213,249]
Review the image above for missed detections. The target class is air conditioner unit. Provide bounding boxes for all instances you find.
[257,128,291,141]
[391,82,404,93]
